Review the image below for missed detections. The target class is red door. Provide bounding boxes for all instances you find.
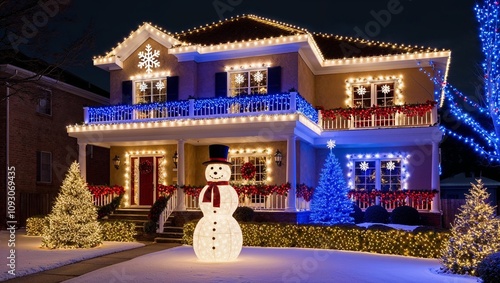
[139,157,154,205]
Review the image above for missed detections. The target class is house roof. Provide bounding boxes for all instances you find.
[174,15,307,46]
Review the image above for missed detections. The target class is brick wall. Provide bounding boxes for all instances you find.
[0,80,107,227]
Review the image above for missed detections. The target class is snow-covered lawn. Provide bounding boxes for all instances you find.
[0,230,144,281]
[65,246,477,283]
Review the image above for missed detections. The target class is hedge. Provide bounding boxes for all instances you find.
[183,221,449,258]
[26,217,136,242]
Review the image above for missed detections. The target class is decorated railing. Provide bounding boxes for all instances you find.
[88,185,125,207]
[177,183,314,211]
[156,185,178,233]
[84,92,318,124]
[348,189,437,212]
[320,101,438,130]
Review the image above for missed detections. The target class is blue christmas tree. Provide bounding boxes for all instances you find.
[310,140,354,225]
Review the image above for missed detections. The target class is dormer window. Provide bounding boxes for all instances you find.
[135,78,167,103]
[228,69,267,96]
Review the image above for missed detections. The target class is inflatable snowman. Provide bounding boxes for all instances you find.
[193,144,243,262]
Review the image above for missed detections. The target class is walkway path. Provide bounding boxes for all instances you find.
[5,242,181,283]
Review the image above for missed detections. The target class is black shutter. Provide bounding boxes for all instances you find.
[122,80,133,104]
[215,72,227,97]
[267,66,282,94]
[167,76,179,101]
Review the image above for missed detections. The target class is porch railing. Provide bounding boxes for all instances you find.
[183,194,311,211]
[92,193,119,207]
[157,190,178,233]
[350,192,434,212]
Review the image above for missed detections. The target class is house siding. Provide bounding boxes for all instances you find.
[298,54,316,106]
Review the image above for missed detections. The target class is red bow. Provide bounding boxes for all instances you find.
[202,181,229,207]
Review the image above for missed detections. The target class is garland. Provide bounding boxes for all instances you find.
[157,184,178,196]
[88,185,125,198]
[348,190,438,205]
[322,100,436,120]
[296,183,315,202]
[139,160,153,175]
[148,195,170,223]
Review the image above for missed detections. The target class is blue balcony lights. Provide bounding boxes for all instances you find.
[85,92,319,124]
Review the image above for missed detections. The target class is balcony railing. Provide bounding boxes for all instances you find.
[184,194,311,211]
[83,94,437,131]
[84,92,318,124]
[349,189,437,212]
[320,101,438,130]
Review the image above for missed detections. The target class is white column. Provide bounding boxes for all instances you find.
[286,136,297,211]
[78,142,87,181]
[176,140,186,211]
[431,141,440,213]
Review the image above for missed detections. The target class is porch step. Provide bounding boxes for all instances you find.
[107,208,150,233]
[155,216,183,244]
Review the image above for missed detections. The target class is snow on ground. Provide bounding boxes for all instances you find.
[356,223,421,231]
[0,230,144,281]
[66,246,477,283]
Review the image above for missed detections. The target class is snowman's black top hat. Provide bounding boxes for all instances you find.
[203,144,232,165]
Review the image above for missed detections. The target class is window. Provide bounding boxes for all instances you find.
[352,81,395,108]
[135,79,166,103]
[229,155,268,185]
[352,158,402,191]
[228,69,267,96]
[37,89,52,115]
[36,151,52,183]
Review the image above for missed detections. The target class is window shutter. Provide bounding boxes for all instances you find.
[267,66,282,94]
[122,80,133,104]
[167,76,179,101]
[36,151,41,182]
[215,72,227,97]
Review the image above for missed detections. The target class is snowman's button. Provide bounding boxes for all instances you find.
[213,228,216,231]
[212,246,216,250]
[214,222,217,225]
[212,237,216,240]
[213,210,217,213]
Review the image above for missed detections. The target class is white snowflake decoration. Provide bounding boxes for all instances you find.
[359,161,369,171]
[155,80,165,92]
[138,44,160,74]
[235,73,245,85]
[356,86,367,96]
[326,140,336,150]
[252,71,264,83]
[386,161,396,171]
[139,82,148,92]
[381,84,391,95]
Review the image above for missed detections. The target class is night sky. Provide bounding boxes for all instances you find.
[51,0,480,96]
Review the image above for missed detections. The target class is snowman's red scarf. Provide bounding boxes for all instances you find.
[202,181,229,207]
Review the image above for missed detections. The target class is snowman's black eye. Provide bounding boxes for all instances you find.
[219,167,222,170]
[210,167,213,170]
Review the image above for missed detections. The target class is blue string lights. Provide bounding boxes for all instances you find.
[424,0,500,162]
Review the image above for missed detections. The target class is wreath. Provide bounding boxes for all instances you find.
[241,162,256,180]
[139,160,153,175]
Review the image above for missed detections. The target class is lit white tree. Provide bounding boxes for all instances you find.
[42,162,102,249]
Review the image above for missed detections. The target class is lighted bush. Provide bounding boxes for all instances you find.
[100,220,136,242]
[26,216,47,236]
[364,205,389,223]
[390,206,420,225]
[350,203,364,224]
[233,206,255,222]
[183,221,449,258]
[477,252,500,283]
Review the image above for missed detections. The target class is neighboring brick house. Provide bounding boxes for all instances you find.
[68,15,451,226]
[0,56,109,227]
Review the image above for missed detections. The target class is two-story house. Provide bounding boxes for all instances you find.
[67,15,450,226]
[0,52,110,227]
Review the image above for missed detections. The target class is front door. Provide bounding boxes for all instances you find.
[138,157,154,206]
